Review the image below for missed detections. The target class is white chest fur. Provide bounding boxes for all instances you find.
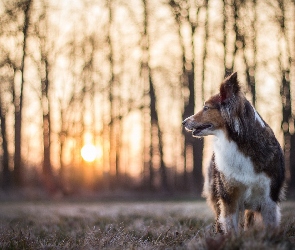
[213,130,271,208]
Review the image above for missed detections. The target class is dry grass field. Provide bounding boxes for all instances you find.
[0,200,294,249]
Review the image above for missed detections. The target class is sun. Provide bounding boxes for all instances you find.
[81,144,102,162]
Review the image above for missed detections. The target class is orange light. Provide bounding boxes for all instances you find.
[81,144,99,162]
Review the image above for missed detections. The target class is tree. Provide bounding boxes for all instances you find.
[141,0,168,191]
[14,0,33,187]
[106,0,119,187]
[0,93,10,189]
[0,0,33,188]
[31,0,60,193]
[169,0,204,193]
[275,0,294,188]
[0,4,17,190]
[231,0,257,104]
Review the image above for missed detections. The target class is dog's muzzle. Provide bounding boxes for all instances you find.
[182,118,212,136]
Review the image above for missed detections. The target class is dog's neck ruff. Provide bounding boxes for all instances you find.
[213,130,254,181]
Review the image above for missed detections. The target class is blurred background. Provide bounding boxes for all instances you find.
[0,0,294,199]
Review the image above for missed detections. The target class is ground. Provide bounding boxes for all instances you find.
[0,200,295,249]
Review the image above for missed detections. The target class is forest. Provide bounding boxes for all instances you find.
[0,0,294,198]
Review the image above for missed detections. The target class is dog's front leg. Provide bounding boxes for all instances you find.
[219,200,239,234]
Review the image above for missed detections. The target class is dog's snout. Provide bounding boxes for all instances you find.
[183,117,193,126]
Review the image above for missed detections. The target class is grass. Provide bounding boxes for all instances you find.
[0,201,294,249]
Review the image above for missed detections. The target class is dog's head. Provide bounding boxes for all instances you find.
[182,72,242,137]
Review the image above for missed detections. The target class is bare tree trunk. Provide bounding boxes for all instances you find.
[290,127,295,189]
[169,5,187,189]
[14,0,33,187]
[115,107,123,185]
[141,0,168,191]
[107,0,116,188]
[223,0,231,76]
[142,106,152,189]
[190,2,210,194]
[142,0,153,190]
[201,2,209,103]
[229,0,240,72]
[290,3,295,191]
[41,58,56,193]
[0,101,10,190]
[276,0,293,187]
[59,121,66,189]
[141,0,154,190]
[35,1,57,193]
[281,70,292,183]
[169,0,203,193]
[102,110,110,190]
[249,0,257,105]
[149,75,169,191]
[184,58,203,193]
[237,0,257,105]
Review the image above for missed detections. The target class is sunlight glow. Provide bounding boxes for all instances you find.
[81,144,102,162]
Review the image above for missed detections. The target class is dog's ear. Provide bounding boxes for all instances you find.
[220,72,240,102]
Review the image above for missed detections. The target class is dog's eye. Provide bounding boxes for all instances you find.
[203,106,209,111]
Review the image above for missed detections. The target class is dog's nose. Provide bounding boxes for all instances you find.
[182,120,187,126]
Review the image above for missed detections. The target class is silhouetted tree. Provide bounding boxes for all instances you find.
[142,0,168,191]
[0,95,10,189]
[106,0,117,187]
[275,0,294,188]
[169,0,204,193]
[231,0,257,104]
[14,0,33,187]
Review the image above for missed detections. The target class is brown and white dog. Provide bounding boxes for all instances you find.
[182,72,285,234]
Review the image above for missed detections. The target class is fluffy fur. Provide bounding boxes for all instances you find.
[182,72,285,234]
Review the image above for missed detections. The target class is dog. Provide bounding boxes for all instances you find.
[182,72,285,234]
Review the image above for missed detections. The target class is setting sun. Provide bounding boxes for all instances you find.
[81,144,102,162]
